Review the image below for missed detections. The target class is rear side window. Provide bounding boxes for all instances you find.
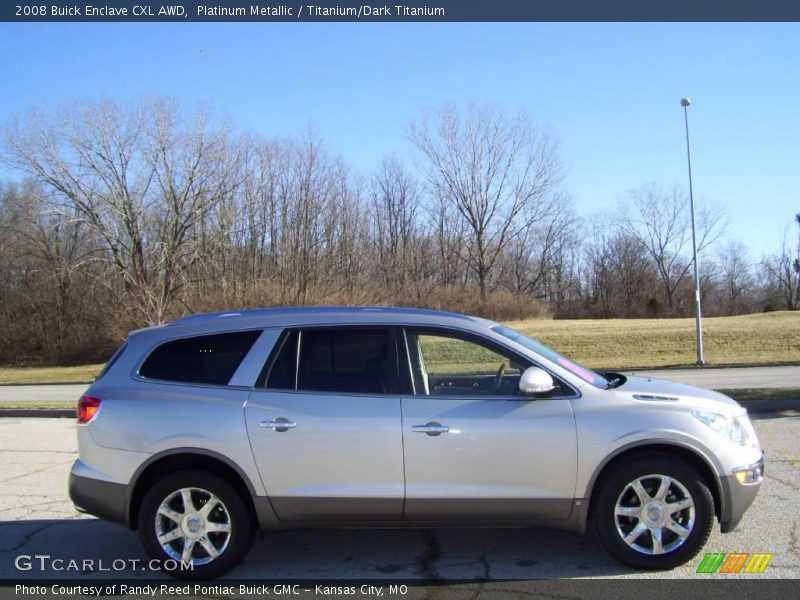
[263,328,396,394]
[139,330,261,385]
[265,331,299,389]
[299,329,394,394]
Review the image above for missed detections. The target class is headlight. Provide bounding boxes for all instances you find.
[691,410,752,446]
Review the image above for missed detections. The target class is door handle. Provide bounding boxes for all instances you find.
[411,422,449,436]
[260,418,296,431]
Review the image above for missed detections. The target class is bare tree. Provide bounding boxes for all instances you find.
[608,231,654,316]
[370,157,419,288]
[429,193,468,288]
[281,134,338,303]
[582,216,655,317]
[0,180,118,361]
[714,240,755,315]
[795,213,800,297]
[6,185,97,353]
[621,183,725,314]
[762,222,800,310]
[237,137,282,284]
[2,98,236,325]
[583,217,618,317]
[409,104,562,301]
[507,192,576,302]
[4,96,780,366]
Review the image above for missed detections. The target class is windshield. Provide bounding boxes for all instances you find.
[491,325,609,389]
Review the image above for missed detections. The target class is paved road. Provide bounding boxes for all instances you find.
[0,384,87,404]
[0,415,797,581]
[623,365,800,389]
[0,365,797,405]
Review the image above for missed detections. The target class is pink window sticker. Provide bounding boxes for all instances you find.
[557,357,596,384]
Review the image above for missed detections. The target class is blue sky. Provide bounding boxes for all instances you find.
[1,22,798,256]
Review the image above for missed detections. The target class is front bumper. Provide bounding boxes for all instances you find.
[69,463,129,527]
[719,456,764,533]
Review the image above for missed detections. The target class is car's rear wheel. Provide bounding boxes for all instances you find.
[138,470,254,579]
[593,454,714,570]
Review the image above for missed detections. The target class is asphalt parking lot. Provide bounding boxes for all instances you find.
[0,414,798,581]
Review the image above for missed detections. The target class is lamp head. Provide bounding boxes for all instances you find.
[681,98,692,107]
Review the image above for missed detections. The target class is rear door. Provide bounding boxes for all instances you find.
[400,327,578,521]
[245,326,404,521]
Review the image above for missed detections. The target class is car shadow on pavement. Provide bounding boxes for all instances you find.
[0,518,634,580]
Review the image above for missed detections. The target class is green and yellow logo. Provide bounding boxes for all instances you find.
[696,552,773,574]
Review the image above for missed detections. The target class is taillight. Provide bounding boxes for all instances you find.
[77,395,102,424]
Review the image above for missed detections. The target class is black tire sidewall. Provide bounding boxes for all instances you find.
[594,455,714,570]
[138,469,254,579]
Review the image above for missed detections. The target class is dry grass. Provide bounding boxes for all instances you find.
[508,311,800,369]
[0,364,103,385]
[0,311,797,384]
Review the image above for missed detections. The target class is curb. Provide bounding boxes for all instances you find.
[0,409,74,418]
[617,361,800,372]
[739,398,800,414]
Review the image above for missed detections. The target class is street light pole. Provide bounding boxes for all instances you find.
[681,97,705,366]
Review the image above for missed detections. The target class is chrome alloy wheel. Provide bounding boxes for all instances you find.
[614,474,695,555]
[155,487,232,565]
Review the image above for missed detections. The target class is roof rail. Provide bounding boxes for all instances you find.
[167,305,473,326]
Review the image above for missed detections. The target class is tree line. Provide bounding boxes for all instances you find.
[0,98,797,364]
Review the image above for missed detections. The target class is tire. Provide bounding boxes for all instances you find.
[593,454,714,570]
[138,470,254,579]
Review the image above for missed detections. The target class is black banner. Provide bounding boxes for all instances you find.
[2,579,800,599]
[3,1,800,23]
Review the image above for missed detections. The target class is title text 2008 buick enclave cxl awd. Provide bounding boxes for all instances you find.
[69,307,764,578]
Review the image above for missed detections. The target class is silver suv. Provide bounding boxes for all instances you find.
[69,307,764,578]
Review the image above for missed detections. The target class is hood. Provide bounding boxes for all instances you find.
[612,375,745,415]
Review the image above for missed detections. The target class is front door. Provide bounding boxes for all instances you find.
[246,327,404,521]
[400,328,578,521]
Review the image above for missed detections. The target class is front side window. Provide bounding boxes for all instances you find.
[264,328,396,394]
[492,325,609,389]
[139,330,261,386]
[404,329,527,397]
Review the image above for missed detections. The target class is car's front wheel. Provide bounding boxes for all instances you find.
[593,454,714,570]
[138,470,254,579]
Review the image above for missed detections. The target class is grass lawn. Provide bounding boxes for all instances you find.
[508,311,800,370]
[0,311,797,384]
[0,364,103,385]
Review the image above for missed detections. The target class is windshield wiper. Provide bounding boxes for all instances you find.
[605,375,624,389]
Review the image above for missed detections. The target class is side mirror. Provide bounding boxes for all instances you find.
[519,366,556,395]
